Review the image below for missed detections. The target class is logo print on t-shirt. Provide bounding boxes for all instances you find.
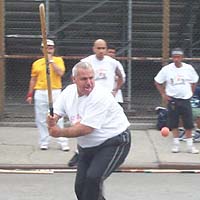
[171,75,185,85]
[95,68,107,80]
[70,114,82,125]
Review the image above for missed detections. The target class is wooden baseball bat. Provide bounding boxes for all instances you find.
[39,3,53,116]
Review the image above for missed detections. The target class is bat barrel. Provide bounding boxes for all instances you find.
[39,3,54,116]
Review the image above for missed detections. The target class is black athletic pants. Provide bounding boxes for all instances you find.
[75,129,131,200]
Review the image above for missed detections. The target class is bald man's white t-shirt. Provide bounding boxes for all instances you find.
[81,55,118,93]
[53,83,130,148]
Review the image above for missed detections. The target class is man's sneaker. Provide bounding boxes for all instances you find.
[68,153,79,167]
[40,144,48,150]
[61,144,70,151]
[193,131,200,143]
[187,146,199,154]
[171,145,180,153]
[178,128,185,141]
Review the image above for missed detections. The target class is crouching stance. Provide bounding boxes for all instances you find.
[47,61,131,200]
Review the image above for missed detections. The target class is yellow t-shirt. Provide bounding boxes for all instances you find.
[31,56,65,89]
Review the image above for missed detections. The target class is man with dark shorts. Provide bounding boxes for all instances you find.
[154,48,199,154]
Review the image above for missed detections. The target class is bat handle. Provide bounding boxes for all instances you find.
[49,107,54,117]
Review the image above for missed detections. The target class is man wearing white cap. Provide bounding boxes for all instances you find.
[154,48,199,154]
[26,39,70,151]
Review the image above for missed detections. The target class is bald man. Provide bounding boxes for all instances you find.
[81,39,123,97]
[67,39,125,167]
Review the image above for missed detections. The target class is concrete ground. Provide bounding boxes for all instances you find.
[0,126,200,170]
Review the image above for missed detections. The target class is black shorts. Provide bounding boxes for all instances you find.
[167,98,194,129]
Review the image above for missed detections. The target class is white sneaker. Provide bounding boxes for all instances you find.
[61,144,70,151]
[187,146,199,154]
[40,144,48,150]
[171,145,180,153]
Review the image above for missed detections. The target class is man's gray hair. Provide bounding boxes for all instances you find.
[72,61,93,76]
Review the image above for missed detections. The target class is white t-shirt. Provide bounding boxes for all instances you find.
[81,55,118,93]
[154,62,199,99]
[53,83,130,148]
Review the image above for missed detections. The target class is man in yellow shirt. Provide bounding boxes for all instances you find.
[26,39,69,151]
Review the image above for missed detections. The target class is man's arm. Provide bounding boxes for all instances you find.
[154,81,165,97]
[26,76,37,104]
[48,117,94,138]
[154,81,170,105]
[117,61,126,83]
[48,55,65,77]
[191,83,197,94]
[49,61,65,76]
[112,67,123,95]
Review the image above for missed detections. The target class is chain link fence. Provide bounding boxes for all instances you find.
[1,0,200,123]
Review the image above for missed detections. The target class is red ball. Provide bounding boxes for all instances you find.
[161,127,169,137]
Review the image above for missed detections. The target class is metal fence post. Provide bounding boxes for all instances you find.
[0,0,5,117]
[161,0,170,107]
[127,0,132,110]
[162,0,170,66]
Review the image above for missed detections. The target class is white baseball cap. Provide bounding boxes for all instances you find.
[41,39,55,47]
[171,48,184,56]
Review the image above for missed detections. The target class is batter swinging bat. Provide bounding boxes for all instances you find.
[39,3,53,116]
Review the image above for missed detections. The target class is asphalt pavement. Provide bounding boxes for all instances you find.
[0,124,200,170]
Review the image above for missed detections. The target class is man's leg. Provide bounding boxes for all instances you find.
[34,91,49,149]
[75,151,90,200]
[68,149,79,167]
[56,117,70,151]
[167,102,180,153]
[78,130,131,200]
[192,108,200,142]
[51,90,70,151]
[182,101,199,154]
